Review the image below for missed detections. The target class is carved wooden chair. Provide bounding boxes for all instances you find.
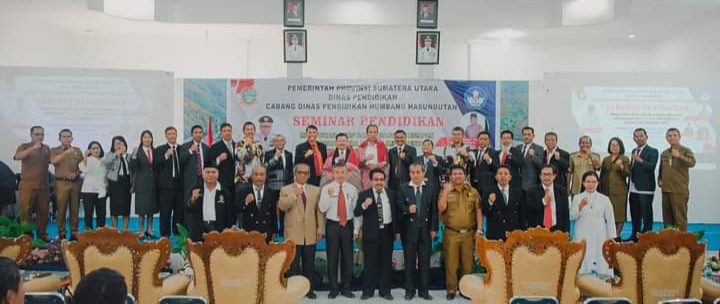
[0,235,62,292]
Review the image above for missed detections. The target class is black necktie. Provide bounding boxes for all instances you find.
[172,146,179,178]
[120,156,127,176]
[256,188,263,209]
[376,191,384,228]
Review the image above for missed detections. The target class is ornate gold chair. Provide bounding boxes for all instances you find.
[0,235,62,292]
[577,229,706,304]
[459,228,586,304]
[186,229,309,304]
[62,228,190,304]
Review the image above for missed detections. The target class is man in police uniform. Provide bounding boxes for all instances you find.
[437,164,482,300]
[256,115,276,151]
[417,35,438,63]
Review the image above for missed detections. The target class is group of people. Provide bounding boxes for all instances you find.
[6,118,696,301]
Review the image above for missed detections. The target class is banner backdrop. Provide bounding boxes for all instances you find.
[185,79,529,152]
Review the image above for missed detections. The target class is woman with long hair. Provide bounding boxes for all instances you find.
[130,130,159,238]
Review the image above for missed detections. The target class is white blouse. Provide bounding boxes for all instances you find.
[80,156,108,197]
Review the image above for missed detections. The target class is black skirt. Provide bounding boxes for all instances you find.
[109,175,131,216]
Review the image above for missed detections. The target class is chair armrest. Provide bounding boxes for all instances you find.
[284,276,310,303]
[24,275,63,293]
[459,274,488,304]
[577,275,612,298]
[701,277,720,303]
[162,274,191,296]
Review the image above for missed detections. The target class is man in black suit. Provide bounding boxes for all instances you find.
[236,166,278,243]
[469,131,498,196]
[209,122,237,228]
[388,130,416,191]
[628,128,659,241]
[354,168,396,300]
[264,134,293,191]
[516,126,544,191]
[294,125,327,186]
[524,165,570,232]
[482,166,524,240]
[179,125,210,197]
[186,165,230,241]
[398,163,437,301]
[418,139,444,189]
[156,127,184,237]
[541,132,570,188]
[496,130,524,191]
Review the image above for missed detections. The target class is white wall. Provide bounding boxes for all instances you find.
[650,19,720,72]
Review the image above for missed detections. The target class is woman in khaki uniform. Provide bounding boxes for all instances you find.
[599,137,630,238]
[568,135,601,197]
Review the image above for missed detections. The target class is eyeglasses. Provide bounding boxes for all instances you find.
[91,147,100,150]
[296,171,310,175]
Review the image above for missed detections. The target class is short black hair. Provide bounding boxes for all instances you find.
[500,130,514,139]
[0,257,21,301]
[544,132,558,140]
[332,162,348,169]
[422,139,434,146]
[164,126,177,134]
[496,165,512,175]
[87,141,105,158]
[306,125,318,132]
[72,268,128,304]
[30,125,44,134]
[633,128,647,136]
[58,128,72,138]
[448,164,465,175]
[607,137,625,155]
[452,127,464,134]
[366,124,379,133]
[109,135,128,154]
[335,133,348,140]
[666,127,681,135]
[521,126,535,134]
[242,121,256,131]
[191,125,203,133]
[540,164,557,175]
[394,129,406,136]
[477,131,490,139]
[369,168,386,180]
[219,122,233,131]
[578,135,593,145]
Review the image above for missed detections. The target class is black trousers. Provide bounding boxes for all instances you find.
[629,193,654,236]
[403,228,432,294]
[325,220,354,293]
[159,183,184,236]
[80,193,106,229]
[292,244,317,292]
[362,226,394,296]
[221,183,236,228]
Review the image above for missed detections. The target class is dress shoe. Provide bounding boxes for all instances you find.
[328,291,338,299]
[361,293,372,300]
[419,292,433,300]
[341,291,355,299]
[305,291,316,299]
[446,293,456,300]
[381,294,394,300]
[404,293,414,300]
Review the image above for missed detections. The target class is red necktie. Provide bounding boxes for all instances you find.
[543,188,553,229]
[501,151,508,166]
[146,149,153,165]
[310,141,323,177]
[337,183,347,227]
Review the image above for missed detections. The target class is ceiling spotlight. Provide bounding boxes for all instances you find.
[627,33,636,38]
[562,0,615,26]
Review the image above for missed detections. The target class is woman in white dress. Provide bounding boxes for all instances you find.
[571,171,617,277]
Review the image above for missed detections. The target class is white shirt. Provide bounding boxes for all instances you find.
[254,185,265,208]
[203,183,221,222]
[542,183,557,226]
[319,181,361,234]
[409,180,426,195]
[364,143,378,165]
[142,146,152,158]
[118,154,129,176]
[629,144,653,195]
[286,45,306,61]
[167,143,179,177]
[80,157,108,197]
[497,184,509,204]
[275,149,287,169]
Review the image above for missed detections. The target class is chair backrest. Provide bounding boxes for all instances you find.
[61,227,171,303]
[25,292,66,304]
[158,295,209,304]
[583,297,632,304]
[509,295,559,304]
[187,229,295,304]
[0,235,32,264]
[478,228,586,304]
[603,230,705,304]
[656,299,702,304]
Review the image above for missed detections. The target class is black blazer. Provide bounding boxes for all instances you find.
[496,147,524,190]
[629,145,659,192]
[482,185,524,240]
[541,148,570,188]
[418,154,444,189]
[397,182,438,242]
[0,160,16,206]
[294,141,327,185]
[235,183,279,236]
[155,144,183,190]
[388,146,417,190]
[209,140,237,187]
[469,148,499,194]
[264,149,294,186]
[178,140,211,189]
[185,183,230,231]
[354,187,397,242]
[524,184,570,233]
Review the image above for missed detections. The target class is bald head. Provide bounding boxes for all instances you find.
[251,165,267,187]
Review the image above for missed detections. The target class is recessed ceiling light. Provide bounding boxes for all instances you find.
[627,33,636,38]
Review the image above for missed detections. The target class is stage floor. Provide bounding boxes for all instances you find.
[44,217,720,251]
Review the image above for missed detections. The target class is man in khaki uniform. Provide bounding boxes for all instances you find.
[658,128,696,232]
[277,163,324,299]
[13,126,51,241]
[438,164,482,300]
[50,129,84,240]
